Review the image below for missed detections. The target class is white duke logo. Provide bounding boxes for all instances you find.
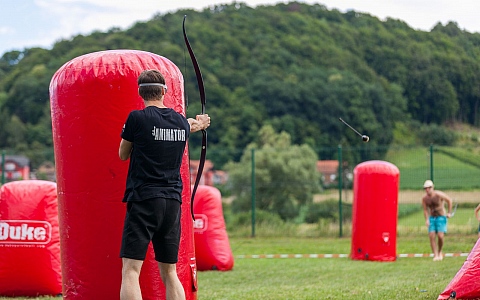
[0,220,52,245]
[193,214,208,233]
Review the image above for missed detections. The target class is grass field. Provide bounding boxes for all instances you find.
[198,253,466,299]
[3,210,477,299]
[2,235,478,300]
[385,146,480,189]
[2,207,478,300]
[197,235,478,300]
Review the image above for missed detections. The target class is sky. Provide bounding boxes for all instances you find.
[1,0,480,57]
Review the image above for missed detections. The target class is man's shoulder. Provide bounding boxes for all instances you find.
[166,108,185,117]
[167,109,188,124]
[128,109,144,118]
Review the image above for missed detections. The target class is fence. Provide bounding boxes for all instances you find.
[2,144,479,237]
[243,144,480,237]
[1,150,4,185]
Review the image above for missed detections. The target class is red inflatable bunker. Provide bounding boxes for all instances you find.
[193,185,234,271]
[350,160,399,262]
[49,50,196,299]
[0,180,61,297]
[438,238,480,299]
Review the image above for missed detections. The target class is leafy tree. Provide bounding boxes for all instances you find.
[5,115,26,146]
[225,125,321,221]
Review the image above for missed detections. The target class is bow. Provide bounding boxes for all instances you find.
[183,15,207,221]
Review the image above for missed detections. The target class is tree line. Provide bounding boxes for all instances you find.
[1,1,479,169]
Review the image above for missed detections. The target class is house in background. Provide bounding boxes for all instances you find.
[0,155,30,182]
[316,160,353,189]
[316,160,339,188]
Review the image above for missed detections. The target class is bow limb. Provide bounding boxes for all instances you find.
[183,15,207,221]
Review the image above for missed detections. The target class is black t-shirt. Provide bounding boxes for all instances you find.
[121,106,190,203]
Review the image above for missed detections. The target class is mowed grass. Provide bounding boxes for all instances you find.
[199,235,477,300]
[198,255,465,299]
[2,235,478,300]
[384,146,480,189]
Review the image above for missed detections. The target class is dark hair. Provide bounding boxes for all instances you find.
[137,69,166,101]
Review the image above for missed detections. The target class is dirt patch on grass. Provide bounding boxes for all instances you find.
[314,189,480,204]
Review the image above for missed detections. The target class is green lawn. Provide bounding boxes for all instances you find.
[198,255,465,299]
[2,235,478,300]
[385,146,480,189]
[198,235,477,300]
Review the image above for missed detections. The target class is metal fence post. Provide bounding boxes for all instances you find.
[430,144,434,182]
[251,148,256,237]
[338,145,343,238]
[1,150,5,185]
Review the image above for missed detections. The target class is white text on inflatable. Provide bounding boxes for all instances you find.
[0,220,52,245]
[193,214,208,233]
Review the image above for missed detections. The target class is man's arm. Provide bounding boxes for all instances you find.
[422,198,430,227]
[119,139,133,160]
[188,114,210,133]
[438,190,453,217]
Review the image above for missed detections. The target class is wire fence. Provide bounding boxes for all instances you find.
[240,144,480,237]
[2,144,479,237]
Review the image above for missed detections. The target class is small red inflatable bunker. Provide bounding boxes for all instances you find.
[438,238,480,299]
[193,185,234,271]
[350,160,399,262]
[50,50,197,299]
[0,180,61,297]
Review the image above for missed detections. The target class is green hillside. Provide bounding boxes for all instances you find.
[1,2,480,169]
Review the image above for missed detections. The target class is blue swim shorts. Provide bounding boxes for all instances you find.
[429,216,447,233]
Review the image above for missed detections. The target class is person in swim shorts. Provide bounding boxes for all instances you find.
[421,180,453,261]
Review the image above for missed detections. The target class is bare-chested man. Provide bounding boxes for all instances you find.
[422,180,453,261]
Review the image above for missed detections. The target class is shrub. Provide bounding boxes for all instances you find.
[304,199,352,223]
[417,122,457,146]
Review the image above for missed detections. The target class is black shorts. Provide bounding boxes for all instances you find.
[120,197,181,263]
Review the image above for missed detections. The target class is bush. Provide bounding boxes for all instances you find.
[416,122,457,146]
[304,200,352,223]
[228,209,285,228]
[398,203,422,218]
[225,209,302,237]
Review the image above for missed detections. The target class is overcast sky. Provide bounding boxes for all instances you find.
[1,0,479,56]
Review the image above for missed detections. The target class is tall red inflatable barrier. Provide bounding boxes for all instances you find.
[438,238,480,299]
[350,160,399,261]
[193,185,234,271]
[49,50,197,299]
[0,180,61,297]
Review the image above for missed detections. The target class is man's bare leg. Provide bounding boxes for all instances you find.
[158,262,186,300]
[437,232,445,261]
[120,258,143,300]
[429,232,439,260]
